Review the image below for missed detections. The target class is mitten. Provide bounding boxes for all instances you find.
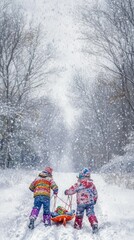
[53,189,58,196]
[64,190,68,195]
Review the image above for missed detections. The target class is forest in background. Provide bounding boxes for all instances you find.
[0,0,134,182]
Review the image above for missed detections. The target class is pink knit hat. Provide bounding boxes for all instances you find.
[43,167,53,175]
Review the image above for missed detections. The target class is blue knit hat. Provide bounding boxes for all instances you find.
[78,167,91,179]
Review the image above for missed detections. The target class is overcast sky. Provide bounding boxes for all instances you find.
[16,0,98,128]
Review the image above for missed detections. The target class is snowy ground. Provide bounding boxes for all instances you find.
[0,169,134,240]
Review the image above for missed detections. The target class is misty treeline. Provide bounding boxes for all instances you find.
[71,0,134,171]
[1,0,134,172]
[0,0,68,169]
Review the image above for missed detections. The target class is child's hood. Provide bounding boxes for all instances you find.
[38,171,52,178]
[79,178,93,188]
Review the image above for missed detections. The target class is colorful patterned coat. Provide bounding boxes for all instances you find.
[29,172,58,198]
[65,178,98,205]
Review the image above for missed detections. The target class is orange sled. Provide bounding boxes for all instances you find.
[51,213,75,226]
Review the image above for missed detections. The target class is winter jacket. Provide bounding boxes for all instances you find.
[29,172,58,198]
[65,178,98,205]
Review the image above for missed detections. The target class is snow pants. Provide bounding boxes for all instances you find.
[76,203,95,217]
[30,195,50,221]
[74,203,98,229]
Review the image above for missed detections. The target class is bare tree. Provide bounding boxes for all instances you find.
[70,71,125,170]
[81,0,134,116]
[0,1,55,168]
[79,0,134,153]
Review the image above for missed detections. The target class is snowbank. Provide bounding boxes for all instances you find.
[0,169,134,240]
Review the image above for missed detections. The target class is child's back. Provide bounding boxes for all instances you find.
[75,178,97,205]
[29,170,58,198]
[65,167,98,233]
[28,167,58,229]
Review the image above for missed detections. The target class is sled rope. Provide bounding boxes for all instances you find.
[69,195,72,211]
[57,195,72,211]
[52,195,57,212]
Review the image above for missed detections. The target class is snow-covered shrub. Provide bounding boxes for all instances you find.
[100,132,134,189]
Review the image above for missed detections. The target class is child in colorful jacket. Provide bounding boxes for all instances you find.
[28,167,58,229]
[64,168,98,233]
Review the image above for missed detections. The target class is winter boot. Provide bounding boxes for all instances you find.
[28,218,35,230]
[88,215,98,233]
[43,214,51,227]
[92,223,98,234]
[74,216,83,230]
[30,208,39,219]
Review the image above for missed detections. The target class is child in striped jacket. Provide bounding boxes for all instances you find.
[28,167,58,229]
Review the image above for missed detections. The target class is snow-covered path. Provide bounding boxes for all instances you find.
[0,170,134,240]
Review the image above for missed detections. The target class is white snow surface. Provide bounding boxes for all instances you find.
[0,169,134,240]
